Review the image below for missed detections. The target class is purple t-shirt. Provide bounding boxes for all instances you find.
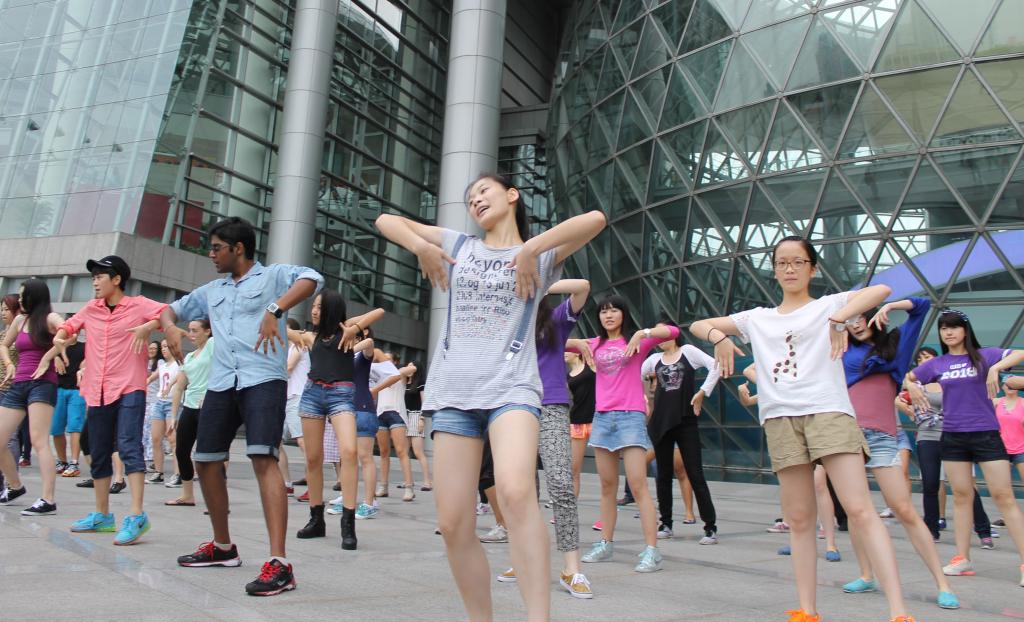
[914,347,1009,432]
[537,299,580,406]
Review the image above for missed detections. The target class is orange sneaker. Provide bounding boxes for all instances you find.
[889,617,915,622]
[786,609,820,622]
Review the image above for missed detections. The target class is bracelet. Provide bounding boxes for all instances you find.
[706,327,719,342]
[353,322,362,332]
[713,336,728,346]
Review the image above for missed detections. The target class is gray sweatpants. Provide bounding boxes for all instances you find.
[539,404,579,553]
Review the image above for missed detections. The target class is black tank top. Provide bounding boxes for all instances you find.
[567,365,595,425]
[648,353,697,444]
[308,334,354,383]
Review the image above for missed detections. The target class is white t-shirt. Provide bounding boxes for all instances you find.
[370,360,406,416]
[729,293,855,424]
[640,346,721,396]
[156,360,180,403]
[287,344,311,398]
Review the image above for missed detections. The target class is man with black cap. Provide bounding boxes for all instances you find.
[47,255,167,545]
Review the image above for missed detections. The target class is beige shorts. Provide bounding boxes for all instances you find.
[764,412,869,473]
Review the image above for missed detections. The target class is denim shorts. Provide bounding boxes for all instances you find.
[896,428,913,452]
[1011,453,1024,465]
[356,410,378,438]
[299,380,355,418]
[431,403,541,439]
[151,399,172,421]
[0,380,57,410]
[282,395,303,440]
[196,380,287,462]
[378,410,407,430]
[51,387,87,434]
[863,428,901,469]
[589,410,652,452]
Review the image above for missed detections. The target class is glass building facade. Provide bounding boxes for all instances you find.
[549,0,1024,472]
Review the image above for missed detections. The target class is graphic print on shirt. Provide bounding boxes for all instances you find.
[772,331,799,383]
[656,361,684,391]
[595,343,629,376]
[939,361,978,381]
[451,251,518,340]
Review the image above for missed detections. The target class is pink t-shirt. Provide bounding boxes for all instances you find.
[588,326,680,413]
[996,398,1024,455]
[848,374,899,436]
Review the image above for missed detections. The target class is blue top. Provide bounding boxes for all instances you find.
[171,262,324,391]
[353,351,374,412]
[842,296,931,387]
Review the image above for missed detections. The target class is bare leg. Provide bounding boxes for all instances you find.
[330,413,358,511]
[593,448,620,541]
[391,427,414,487]
[411,435,432,487]
[53,434,67,464]
[252,455,288,558]
[113,453,125,483]
[27,403,56,501]
[623,447,658,547]
[301,417,326,506]
[484,486,506,528]
[69,432,81,464]
[377,428,391,489]
[197,460,231,544]
[945,461,976,561]
[977,460,1024,561]
[674,447,695,521]
[357,437,376,505]
[151,419,166,475]
[0,407,26,489]
[814,465,838,553]
[777,463,818,615]
[277,442,291,483]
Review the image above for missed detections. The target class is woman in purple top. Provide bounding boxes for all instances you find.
[907,309,1024,584]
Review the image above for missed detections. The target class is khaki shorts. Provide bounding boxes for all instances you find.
[764,412,868,473]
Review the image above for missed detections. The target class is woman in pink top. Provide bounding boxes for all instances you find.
[995,374,1024,480]
[568,295,678,573]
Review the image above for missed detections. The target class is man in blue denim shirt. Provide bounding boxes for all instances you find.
[159,217,323,596]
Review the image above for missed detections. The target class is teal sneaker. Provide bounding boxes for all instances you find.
[70,512,115,533]
[937,591,960,609]
[113,513,151,545]
[581,539,614,563]
[634,546,663,573]
[842,577,877,593]
[355,503,378,520]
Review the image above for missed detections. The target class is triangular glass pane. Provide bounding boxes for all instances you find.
[932,145,1019,219]
[612,0,647,33]
[874,0,959,72]
[731,258,777,310]
[697,122,751,187]
[612,212,645,269]
[976,0,1024,57]
[761,102,826,173]
[680,39,733,108]
[988,150,1024,226]
[688,260,732,303]
[871,240,932,298]
[645,268,682,319]
[610,18,644,77]
[596,43,626,97]
[922,0,997,55]
[618,90,654,149]
[655,120,708,199]
[651,0,696,51]
[809,171,878,240]
[571,4,609,64]
[744,0,812,31]
[681,0,735,54]
[839,155,916,227]
[875,66,958,142]
[744,184,796,250]
[946,234,1024,301]
[891,158,974,233]
[787,17,860,90]
[650,139,692,203]
[931,69,1020,147]
[645,210,684,271]
[609,221,641,275]
[611,141,652,218]
[837,85,916,159]
[708,0,753,30]
[648,198,690,263]
[822,0,901,70]
[788,81,860,158]
[977,58,1024,125]
[717,100,775,169]
[743,16,810,89]
[587,91,623,164]
[586,160,615,213]
[714,42,775,112]
[695,183,749,249]
[660,63,708,129]
[682,271,722,319]
[815,241,875,290]
[634,65,670,121]
[762,167,827,232]
[632,18,673,78]
[575,48,607,116]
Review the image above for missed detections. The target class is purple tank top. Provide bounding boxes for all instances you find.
[13,329,57,384]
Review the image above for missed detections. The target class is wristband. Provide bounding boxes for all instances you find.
[706,327,718,342]
[713,336,728,346]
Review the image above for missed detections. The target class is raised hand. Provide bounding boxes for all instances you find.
[868,304,892,330]
[337,323,360,351]
[415,243,456,291]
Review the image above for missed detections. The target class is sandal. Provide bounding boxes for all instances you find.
[165,499,196,506]
[682,518,697,524]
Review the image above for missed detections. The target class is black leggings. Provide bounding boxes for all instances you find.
[175,406,201,482]
[654,422,717,533]
[917,439,991,538]
[17,418,30,458]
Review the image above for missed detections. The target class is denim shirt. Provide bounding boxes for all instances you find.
[171,262,324,391]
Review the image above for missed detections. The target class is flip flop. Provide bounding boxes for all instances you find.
[165,499,196,506]
[682,518,697,524]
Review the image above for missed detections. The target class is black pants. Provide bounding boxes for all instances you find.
[17,418,30,459]
[654,422,716,533]
[917,439,991,538]
[175,406,201,482]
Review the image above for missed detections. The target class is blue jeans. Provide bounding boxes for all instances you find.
[86,390,147,479]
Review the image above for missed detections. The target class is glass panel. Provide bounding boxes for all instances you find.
[932,145,1019,220]
[922,0,997,55]
[975,0,1024,57]
[931,69,1020,148]
[618,90,654,149]
[744,183,795,250]
[609,17,643,76]
[681,0,734,54]
[874,66,958,142]
[815,240,874,290]
[714,41,775,112]
[697,122,750,187]
[650,0,696,51]
[787,81,860,158]
[632,18,672,78]
[645,212,683,271]
[874,0,959,72]
[810,170,878,240]
[742,15,809,89]
[596,40,626,97]
[786,16,860,90]
[891,158,975,232]
[821,0,901,70]
[977,58,1024,125]
[761,102,825,173]
[988,151,1024,227]
[743,0,811,31]
[696,183,748,249]
[837,84,916,159]
[645,268,682,321]
[680,39,732,107]
[709,0,753,30]
[717,99,774,169]
[612,0,647,33]
[687,260,732,305]
[839,155,916,228]
[655,120,707,199]
[587,91,623,164]
[585,160,614,213]
[648,198,690,264]
[762,167,826,230]
[610,141,650,218]
[650,138,691,202]
[946,234,1024,301]
[659,62,707,129]
[613,212,645,267]
[634,65,669,121]
[608,224,640,277]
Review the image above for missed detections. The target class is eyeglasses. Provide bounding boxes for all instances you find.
[773,258,812,272]
[208,243,232,254]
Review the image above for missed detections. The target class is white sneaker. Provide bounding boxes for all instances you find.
[375,483,387,497]
[479,524,508,543]
[328,494,343,506]
[476,502,491,515]
[403,487,415,502]
[879,507,895,518]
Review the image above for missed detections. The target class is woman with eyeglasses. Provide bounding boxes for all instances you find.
[907,309,1024,586]
[690,236,913,622]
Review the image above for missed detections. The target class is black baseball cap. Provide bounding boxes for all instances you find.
[86,255,131,285]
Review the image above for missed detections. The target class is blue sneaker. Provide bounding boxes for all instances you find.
[825,549,841,562]
[113,513,151,545]
[325,502,345,515]
[581,539,614,563]
[634,545,663,573]
[355,503,378,520]
[937,591,960,609]
[842,577,877,593]
[70,512,115,533]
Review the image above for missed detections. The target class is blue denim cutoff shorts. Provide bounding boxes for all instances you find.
[299,380,356,419]
[431,403,541,439]
[589,410,652,451]
[356,410,378,438]
[863,428,901,469]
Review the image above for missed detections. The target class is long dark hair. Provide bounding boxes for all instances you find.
[595,295,637,348]
[19,279,53,349]
[467,173,530,242]
[937,309,983,371]
[148,340,160,372]
[851,308,899,368]
[659,316,682,345]
[772,235,818,266]
[315,289,347,342]
[535,296,559,351]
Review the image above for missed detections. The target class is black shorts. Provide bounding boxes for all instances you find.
[195,380,287,462]
[941,430,1009,463]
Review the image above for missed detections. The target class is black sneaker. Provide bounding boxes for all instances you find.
[109,481,126,494]
[76,479,95,488]
[147,473,164,484]
[0,486,27,504]
[164,474,182,488]
[177,541,242,567]
[20,498,56,516]
[55,461,68,474]
[245,559,296,596]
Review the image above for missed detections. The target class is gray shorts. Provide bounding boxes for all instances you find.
[283,395,303,440]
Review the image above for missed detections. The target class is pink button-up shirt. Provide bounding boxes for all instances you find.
[60,296,168,407]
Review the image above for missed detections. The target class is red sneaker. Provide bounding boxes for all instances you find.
[297,490,309,503]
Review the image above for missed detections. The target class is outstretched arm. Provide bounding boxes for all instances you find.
[689,316,746,377]
[510,211,606,299]
[375,214,451,290]
[546,279,591,314]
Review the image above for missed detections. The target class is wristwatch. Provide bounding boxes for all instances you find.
[266,302,284,319]
[829,318,847,332]
[643,328,652,338]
